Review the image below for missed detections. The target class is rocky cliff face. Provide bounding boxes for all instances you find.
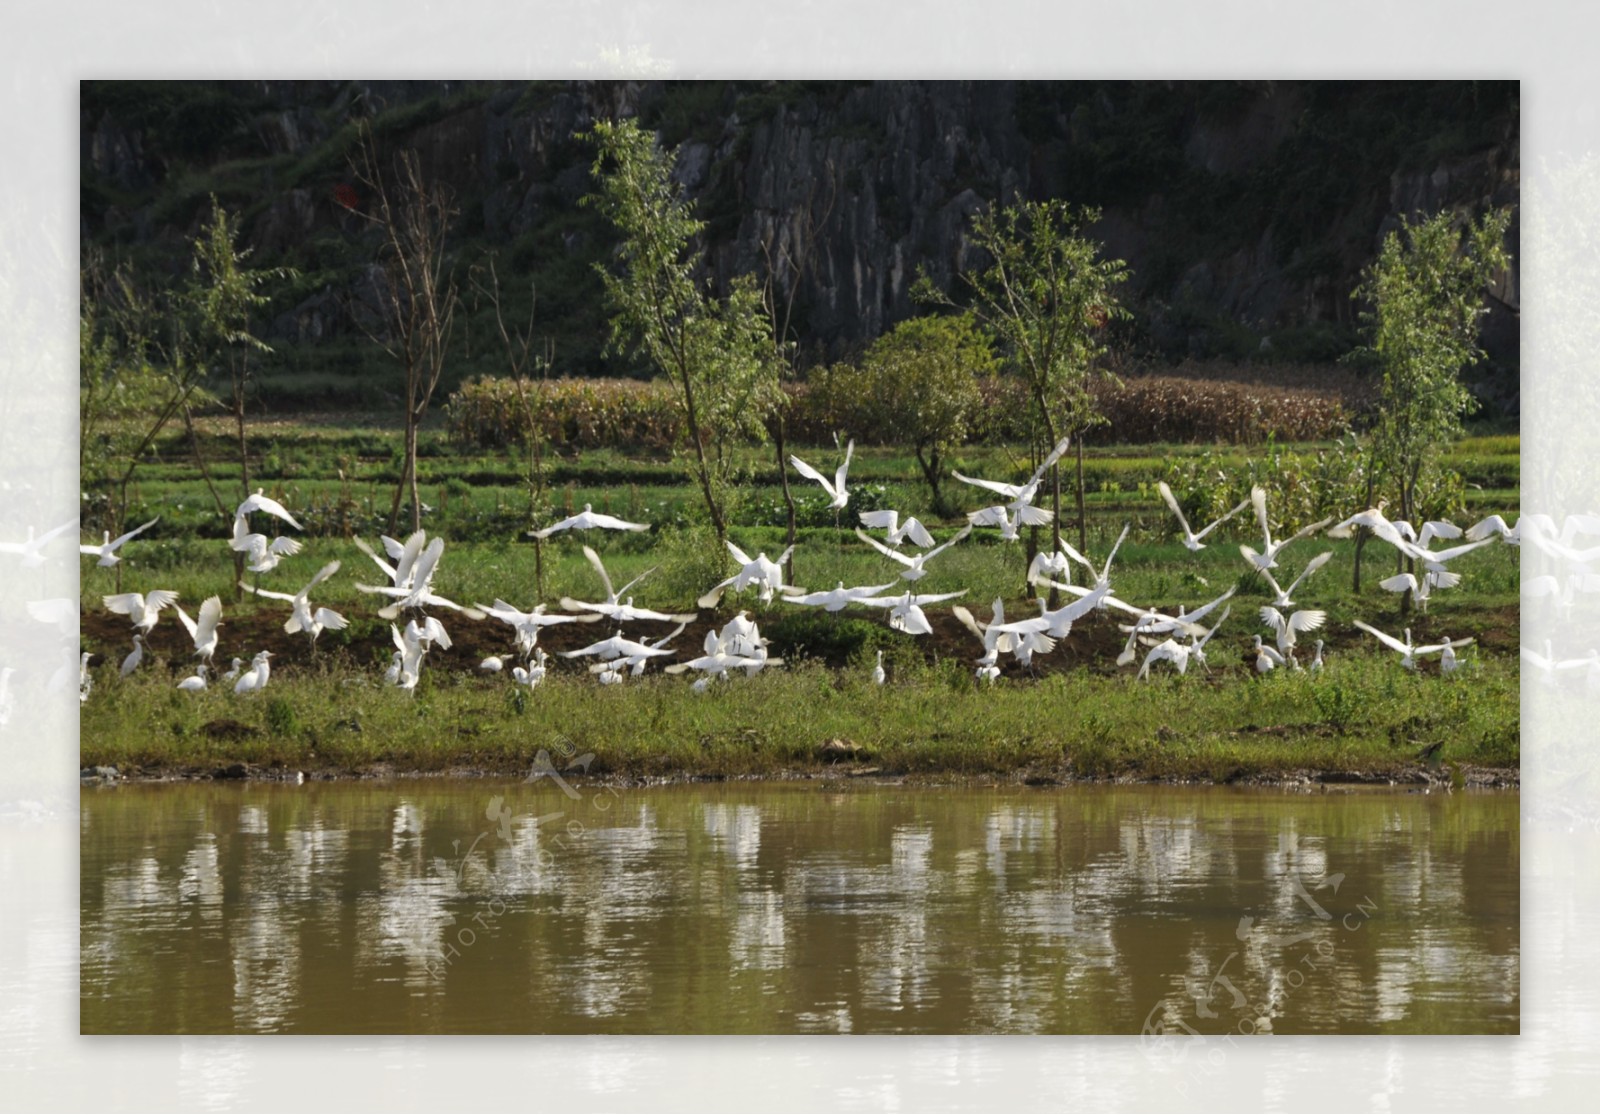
[80,79,1519,392]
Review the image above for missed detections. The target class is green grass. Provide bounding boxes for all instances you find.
[80,650,1518,782]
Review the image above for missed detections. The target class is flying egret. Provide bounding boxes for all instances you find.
[230,512,302,573]
[1327,500,1400,542]
[593,622,688,677]
[1137,638,1197,680]
[993,584,1111,643]
[355,537,485,619]
[177,665,208,692]
[953,598,1016,668]
[237,489,303,530]
[1259,606,1327,661]
[872,650,886,685]
[952,435,1071,507]
[558,595,697,625]
[966,501,1055,542]
[665,630,766,681]
[1260,550,1334,608]
[477,599,601,657]
[119,635,144,678]
[1185,606,1231,673]
[1377,571,1458,613]
[789,438,854,510]
[1353,621,1467,670]
[234,650,274,695]
[858,509,936,549]
[855,588,965,635]
[173,595,224,662]
[529,504,651,538]
[699,541,801,608]
[1241,487,1333,570]
[0,520,78,567]
[404,615,453,652]
[854,524,971,581]
[80,517,159,567]
[1156,482,1251,552]
[575,544,658,606]
[1464,513,1524,545]
[782,579,901,613]
[242,561,348,644]
[560,630,678,665]
[103,589,179,633]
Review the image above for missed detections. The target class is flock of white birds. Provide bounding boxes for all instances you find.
[78,435,1529,705]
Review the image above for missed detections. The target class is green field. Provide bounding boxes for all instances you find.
[79,417,1521,782]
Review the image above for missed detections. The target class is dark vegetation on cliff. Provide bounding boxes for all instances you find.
[80,79,1519,414]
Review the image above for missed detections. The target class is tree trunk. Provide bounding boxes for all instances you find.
[677,361,725,542]
[774,414,798,586]
[408,407,423,533]
[1075,436,1088,555]
[1048,461,1062,608]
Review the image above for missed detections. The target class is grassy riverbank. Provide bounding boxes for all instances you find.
[80,647,1519,785]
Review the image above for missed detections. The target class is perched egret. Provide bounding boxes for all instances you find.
[854,524,971,581]
[789,438,854,510]
[78,652,93,703]
[480,656,505,673]
[177,665,209,692]
[529,504,651,538]
[120,635,144,678]
[872,650,886,686]
[220,657,244,683]
[1156,482,1251,552]
[80,517,159,567]
[234,651,274,695]
[1247,635,1286,674]
[1310,639,1325,673]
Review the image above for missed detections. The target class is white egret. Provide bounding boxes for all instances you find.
[230,512,302,573]
[560,630,677,665]
[872,650,886,685]
[858,509,936,549]
[966,501,1055,542]
[952,435,1071,507]
[699,541,801,608]
[1464,513,1524,545]
[119,635,144,678]
[593,622,688,677]
[512,649,550,688]
[79,652,93,703]
[782,579,901,613]
[477,599,600,657]
[1259,606,1327,660]
[529,503,651,538]
[1242,487,1333,570]
[1185,606,1231,673]
[665,631,766,681]
[575,544,658,606]
[1327,499,1400,542]
[177,665,208,692]
[1397,536,1495,581]
[855,588,965,636]
[1156,482,1250,552]
[242,561,348,644]
[237,489,303,530]
[355,537,485,619]
[80,517,159,567]
[558,595,696,625]
[233,650,274,695]
[1309,639,1325,673]
[717,612,763,657]
[103,589,179,633]
[953,598,1016,667]
[1248,634,1286,674]
[0,520,77,567]
[1260,550,1334,608]
[995,584,1111,643]
[404,615,453,652]
[480,656,505,673]
[1390,519,1464,548]
[854,524,971,581]
[1137,638,1196,680]
[1378,571,1457,613]
[173,595,224,662]
[976,663,1001,685]
[1352,621,1466,670]
[220,657,244,683]
[789,438,854,510]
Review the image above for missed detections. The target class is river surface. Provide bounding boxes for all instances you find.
[79,780,1518,1034]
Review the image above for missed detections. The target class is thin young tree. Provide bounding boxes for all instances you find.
[350,129,461,534]
[471,254,555,598]
[915,199,1129,571]
[582,117,780,544]
[1351,206,1512,606]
